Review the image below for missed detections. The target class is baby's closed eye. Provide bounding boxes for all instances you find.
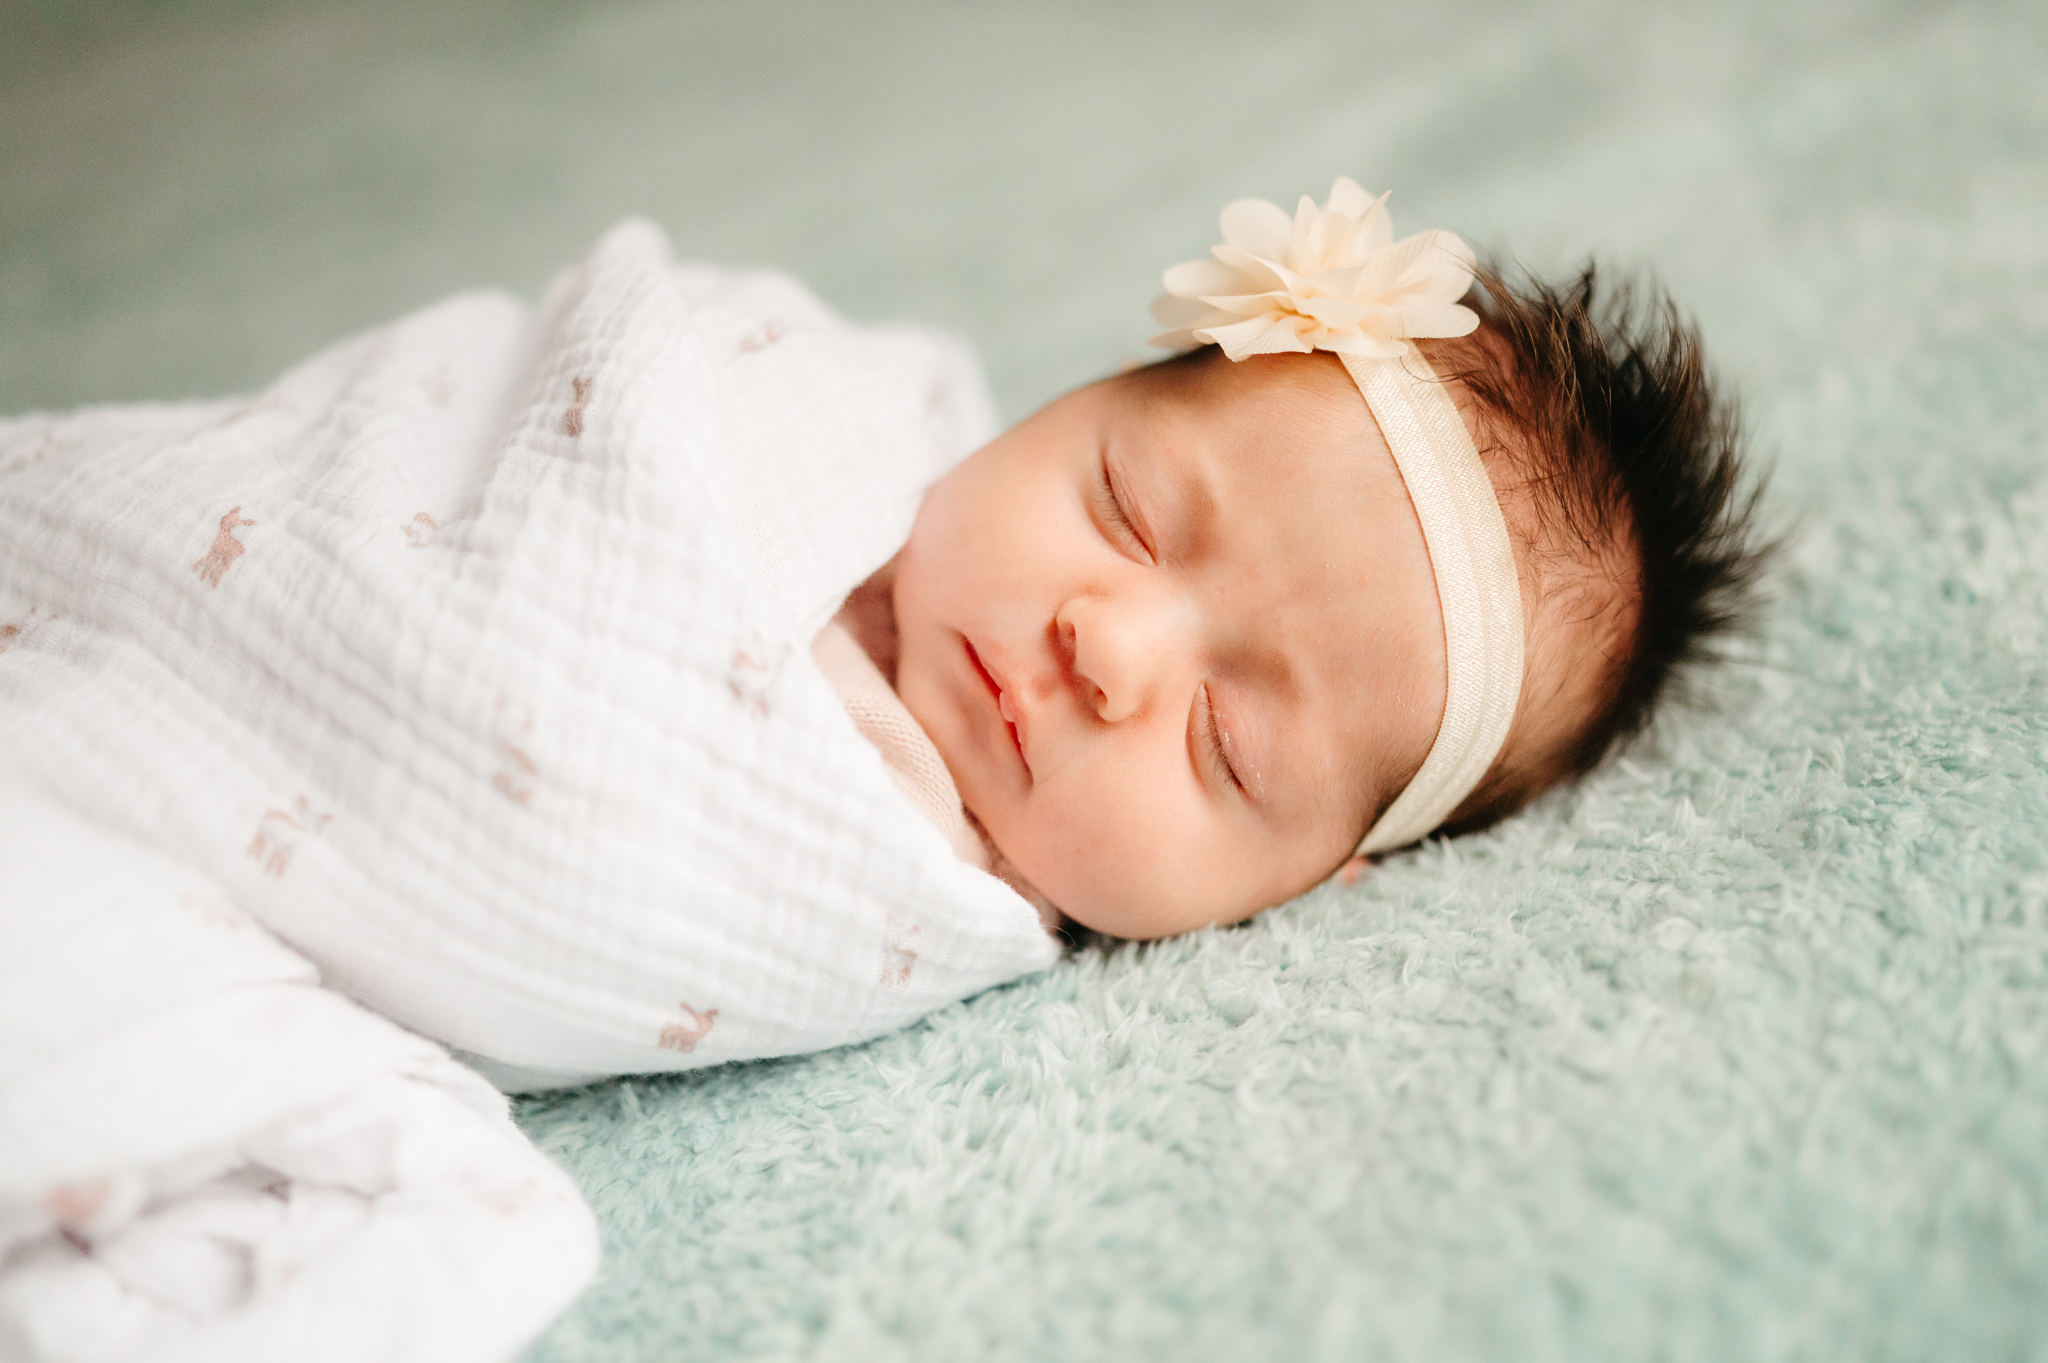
[1093,452,1153,564]
[1199,682,1247,795]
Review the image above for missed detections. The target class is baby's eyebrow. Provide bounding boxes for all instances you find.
[1158,437,1223,558]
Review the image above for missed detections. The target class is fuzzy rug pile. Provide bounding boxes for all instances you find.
[4,1,2043,1357]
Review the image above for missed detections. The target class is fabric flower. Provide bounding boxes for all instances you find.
[1150,177,1480,360]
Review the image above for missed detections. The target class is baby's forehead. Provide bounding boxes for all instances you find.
[1124,346,1361,427]
[1115,353,1417,548]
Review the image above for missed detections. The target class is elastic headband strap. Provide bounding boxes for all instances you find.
[1146,178,1524,852]
[1344,352,1524,854]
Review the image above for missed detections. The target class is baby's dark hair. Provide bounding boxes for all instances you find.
[1420,262,1769,833]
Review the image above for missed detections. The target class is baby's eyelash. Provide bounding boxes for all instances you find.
[1203,685,1245,794]
[1095,457,1149,558]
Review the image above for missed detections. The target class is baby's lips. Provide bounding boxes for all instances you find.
[969,637,1033,778]
[997,688,1032,774]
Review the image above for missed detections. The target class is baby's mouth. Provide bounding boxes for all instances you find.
[964,637,1030,777]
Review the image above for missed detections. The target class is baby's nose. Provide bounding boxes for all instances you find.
[1057,593,1179,725]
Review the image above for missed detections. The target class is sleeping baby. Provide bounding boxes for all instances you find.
[0,179,1761,1094]
[827,176,1759,942]
[0,176,1771,1356]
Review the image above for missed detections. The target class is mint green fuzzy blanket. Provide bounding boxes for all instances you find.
[5,2,2043,1358]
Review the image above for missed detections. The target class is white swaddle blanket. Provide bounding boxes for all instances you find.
[0,779,599,1363]
[0,220,1060,1357]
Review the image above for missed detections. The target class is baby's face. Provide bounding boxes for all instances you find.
[892,351,1450,938]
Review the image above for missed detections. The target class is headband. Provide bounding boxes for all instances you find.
[1150,178,1524,854]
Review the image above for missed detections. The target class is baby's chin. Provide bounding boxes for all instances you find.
[969,817,1199,942]
[957,799,1120,936]
[949,759,1271,940]
[994,826,1336,941]
[961,806,1069,935]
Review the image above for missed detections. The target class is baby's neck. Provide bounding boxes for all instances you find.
[838,557,900,684]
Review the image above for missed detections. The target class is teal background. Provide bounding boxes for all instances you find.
[7,3,2046,1359]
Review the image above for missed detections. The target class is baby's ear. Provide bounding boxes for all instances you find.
[1335,855,1371,887]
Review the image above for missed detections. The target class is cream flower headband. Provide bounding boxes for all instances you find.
[1151,178,1524,854]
